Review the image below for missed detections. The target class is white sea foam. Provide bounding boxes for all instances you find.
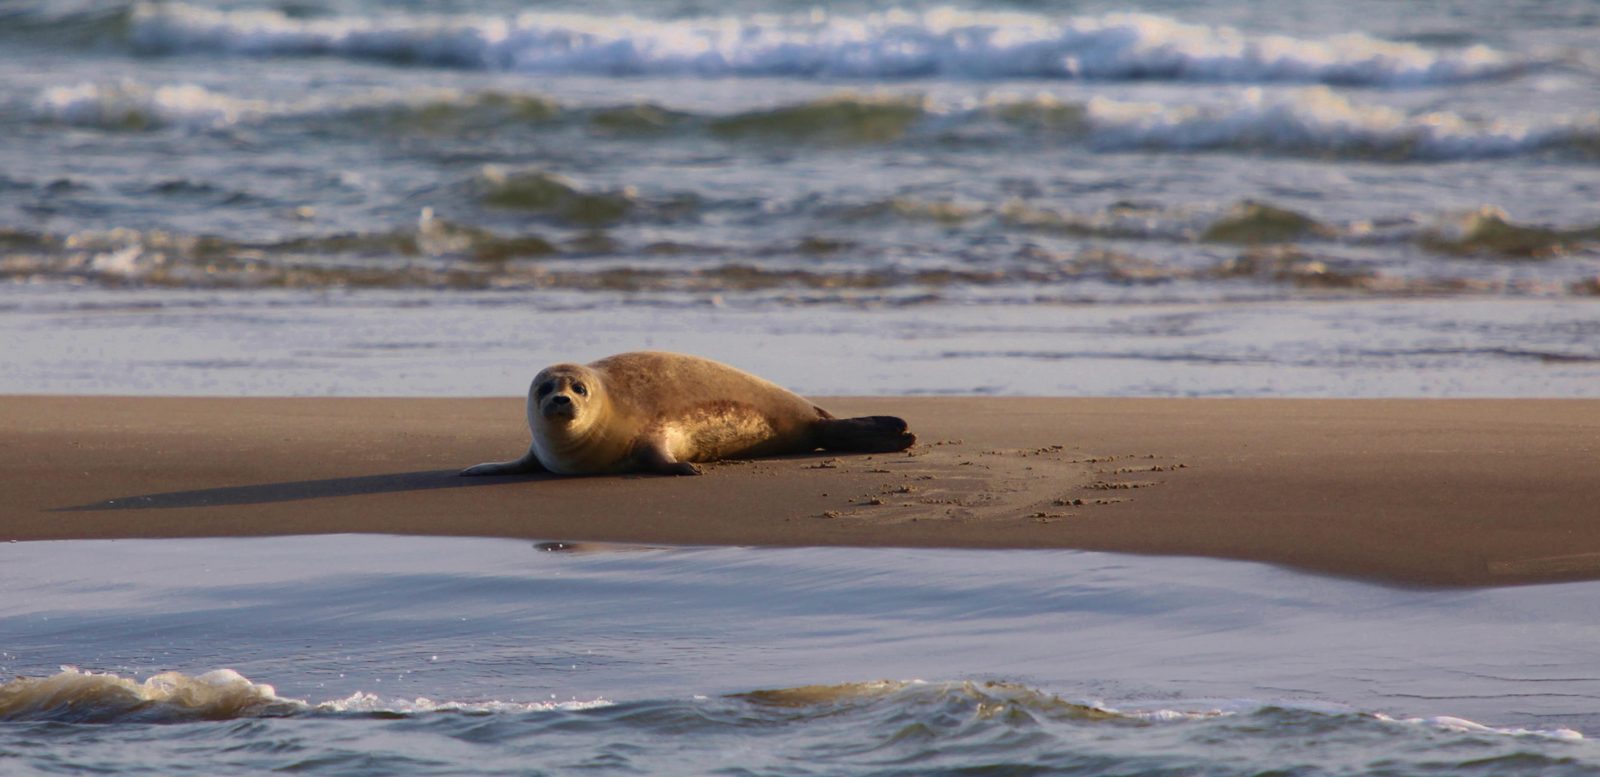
[127,3,1520,86]
[33,80,273,130]
[855,86,1593,159]
[1375,712,1585,741]
[1121,706,1237,722]
[319,691,611,715]
[31,80,468,131]
[1117,700,1585,741]
[1070,87,1593,158]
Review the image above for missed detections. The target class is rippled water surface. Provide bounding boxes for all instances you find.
[4,0,1598,398]
[4,536,1600,775]
[3,0,1599,301]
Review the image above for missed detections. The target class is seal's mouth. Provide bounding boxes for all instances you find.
[541,397,577,423]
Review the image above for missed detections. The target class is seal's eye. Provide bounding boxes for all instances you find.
[536,381,554,397]
[571,382,588,396]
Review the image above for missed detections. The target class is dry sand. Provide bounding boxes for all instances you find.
[3,396,1597,587]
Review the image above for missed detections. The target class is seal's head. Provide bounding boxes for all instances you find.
[527,363,606,432]
[523,362,628,475]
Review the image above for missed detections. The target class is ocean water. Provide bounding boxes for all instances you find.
[1,0,1598,396]
[4,536,1600,776]
[3,1,1600,773]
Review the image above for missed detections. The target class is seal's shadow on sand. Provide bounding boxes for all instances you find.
[56,470,552,512]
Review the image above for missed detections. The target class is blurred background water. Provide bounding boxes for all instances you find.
[1,0,1597,396]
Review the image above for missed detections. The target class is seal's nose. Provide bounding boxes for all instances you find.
[550,394,572,406]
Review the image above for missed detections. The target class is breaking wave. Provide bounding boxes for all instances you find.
[3,198,1596,296]
[0,668,297,723]
[1056,88,1599,159]
[690,88,1600,159]
[32,80,275,131]
[0,668,607,724]
[106,3,1525,87]
[29,80,476,131]
[736,680,1584,742]
[27,81,1600,161]
[3,669,1580,748]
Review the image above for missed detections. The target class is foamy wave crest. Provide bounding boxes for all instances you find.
[0,667,299,723]
[1374,713,1584,741]
[735,682,1587,743]
[1066,87,1597,159]
[0,668,611,723]
[34,79,1594,160]
[319,692,610,715]
[127,3,1519,86]
[30,80,491,132]
[1117,703,1585,741]
[32,81,273,130]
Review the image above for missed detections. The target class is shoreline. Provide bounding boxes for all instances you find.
[4,395,1598,587]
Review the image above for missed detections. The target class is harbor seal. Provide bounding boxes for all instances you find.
[461,351,915,476]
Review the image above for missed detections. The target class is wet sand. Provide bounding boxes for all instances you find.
[3,396,1597,586]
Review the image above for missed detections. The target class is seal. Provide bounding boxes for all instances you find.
[461,351,915,476]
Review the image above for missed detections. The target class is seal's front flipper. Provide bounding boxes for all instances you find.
[635,440,703,476]
[460,449,547,477]
[817,415,916,453]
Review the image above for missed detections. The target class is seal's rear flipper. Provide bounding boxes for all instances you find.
[817,416,916,453]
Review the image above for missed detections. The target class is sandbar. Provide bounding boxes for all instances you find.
[2,396,1597,587]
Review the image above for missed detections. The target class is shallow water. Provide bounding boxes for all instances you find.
[3,536,1599,775]
[4,286,1599,397]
